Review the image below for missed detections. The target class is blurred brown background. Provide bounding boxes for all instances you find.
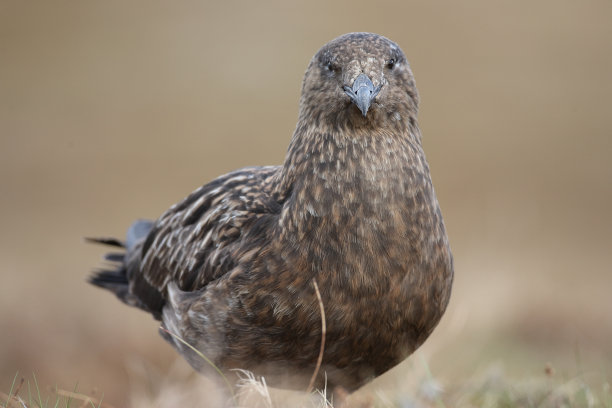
[1,0,611,405]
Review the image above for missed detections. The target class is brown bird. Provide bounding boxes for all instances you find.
[89,32,453,396]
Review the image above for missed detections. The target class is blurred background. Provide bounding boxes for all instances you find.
[1,0,611,405]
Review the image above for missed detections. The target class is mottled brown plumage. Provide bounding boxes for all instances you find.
[89,32,453,393]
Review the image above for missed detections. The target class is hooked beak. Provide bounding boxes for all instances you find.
[344,73,382,117]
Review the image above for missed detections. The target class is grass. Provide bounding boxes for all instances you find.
[3,361,610,408]
[441,366,612,408]
[1,372,107,408]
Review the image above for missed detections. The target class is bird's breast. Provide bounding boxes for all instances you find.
[276,127,449,294]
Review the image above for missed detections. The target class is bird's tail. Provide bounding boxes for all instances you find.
[86,236,132,302]
[87,220,154,309]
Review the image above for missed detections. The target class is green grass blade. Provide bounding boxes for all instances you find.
[65,382,79,408]
[5,372,19,408]
[27,379,32,407]
[32,373,43,408]
[53,384,60,408]
[92,392,103,408]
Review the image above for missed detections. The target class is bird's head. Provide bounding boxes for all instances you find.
[299,32,419,129]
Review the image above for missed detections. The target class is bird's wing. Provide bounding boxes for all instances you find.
[133,166,282,300]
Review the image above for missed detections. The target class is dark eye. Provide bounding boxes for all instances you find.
[325,61,335,72]
[386,58,396,70]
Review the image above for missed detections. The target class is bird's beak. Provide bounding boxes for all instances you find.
[344,73,382,117]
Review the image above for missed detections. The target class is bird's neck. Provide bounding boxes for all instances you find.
[277,122,437,230]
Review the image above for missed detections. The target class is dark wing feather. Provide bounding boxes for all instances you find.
[133,166,282,309]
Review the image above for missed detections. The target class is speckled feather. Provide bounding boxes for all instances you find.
[89,32,453,393]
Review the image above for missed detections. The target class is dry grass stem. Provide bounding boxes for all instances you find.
[55,388,116,408]
[0,392,25,408]
[159,326,236,402]
[307,279,327,394]
[233,369,273,407]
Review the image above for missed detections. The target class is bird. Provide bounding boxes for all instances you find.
[88,32,453,396]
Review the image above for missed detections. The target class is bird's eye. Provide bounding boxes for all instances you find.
[386,59,396,70]
[325,61,335,72]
